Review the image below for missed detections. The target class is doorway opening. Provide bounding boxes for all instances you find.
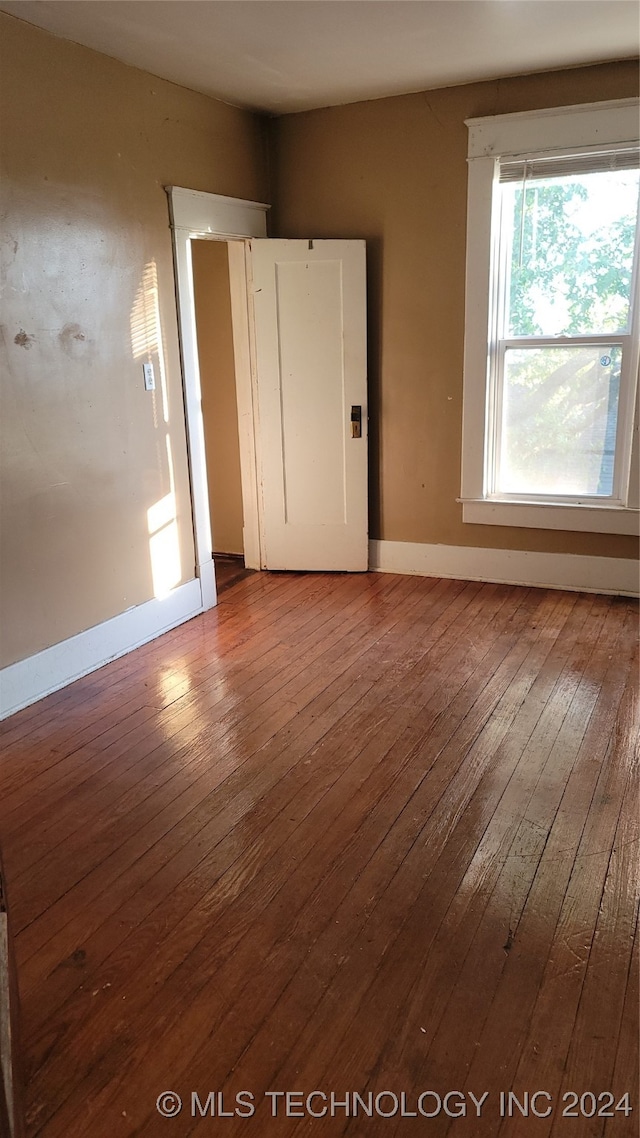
[167,187,270,613]
[191,238,248,594]
[168,187,369,607]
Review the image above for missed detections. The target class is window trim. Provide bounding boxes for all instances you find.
[460,98,640,536]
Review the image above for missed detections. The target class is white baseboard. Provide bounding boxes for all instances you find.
[369,540,639,597]
[0,579,204,721]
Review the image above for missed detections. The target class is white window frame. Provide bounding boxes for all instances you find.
[460,98,640,536]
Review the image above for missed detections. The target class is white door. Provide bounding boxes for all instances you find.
[251,239,368,571]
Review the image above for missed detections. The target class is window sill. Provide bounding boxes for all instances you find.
[460,498,640,536]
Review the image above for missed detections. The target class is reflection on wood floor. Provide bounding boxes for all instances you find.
[214,553,254,595]
[0,571,637,1137]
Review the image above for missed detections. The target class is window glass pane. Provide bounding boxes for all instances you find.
[504,169,639,336]
[497,346,621,496]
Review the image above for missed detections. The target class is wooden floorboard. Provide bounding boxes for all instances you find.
[0,573,637,1138]
[213,554,255,595]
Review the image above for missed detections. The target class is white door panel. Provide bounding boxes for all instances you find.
[251,239,368,571]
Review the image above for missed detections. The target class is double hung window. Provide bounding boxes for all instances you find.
[461,100,640,535]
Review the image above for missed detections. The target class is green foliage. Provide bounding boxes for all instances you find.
[508,178,636,336]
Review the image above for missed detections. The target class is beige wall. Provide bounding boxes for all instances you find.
[270,61,640,561]
[192,240,244,557]
[0,14,268,668]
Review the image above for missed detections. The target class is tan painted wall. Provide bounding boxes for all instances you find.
[0,13,268,668]
[192,240,244,557]
[270,61,640,561]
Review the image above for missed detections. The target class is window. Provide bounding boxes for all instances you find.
[461,99,640,535]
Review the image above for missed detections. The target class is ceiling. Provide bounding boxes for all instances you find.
[1,0,638,115]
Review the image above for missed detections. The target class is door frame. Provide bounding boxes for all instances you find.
[166,186,270,608]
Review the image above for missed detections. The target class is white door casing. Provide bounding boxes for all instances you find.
[251,239,368,571]
[167,187,269,604]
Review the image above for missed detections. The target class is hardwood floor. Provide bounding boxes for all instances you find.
[214,554,254,595]
[0,572,637,1137]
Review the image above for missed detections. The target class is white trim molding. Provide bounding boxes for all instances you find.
[166,187,270,238]
[0,580,203,720]
[459,499,640,535]
[369,540,639,597]
[167,187,269,578]
[466,98,640,159]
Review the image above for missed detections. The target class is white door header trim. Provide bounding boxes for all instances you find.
[167,186,270,237]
